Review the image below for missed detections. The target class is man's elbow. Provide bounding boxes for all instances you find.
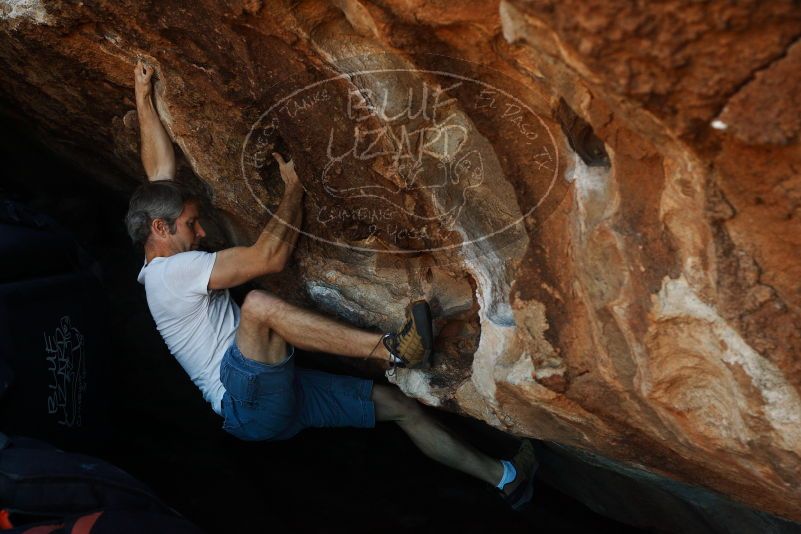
[255,238,294,275]
[262,250,288,275]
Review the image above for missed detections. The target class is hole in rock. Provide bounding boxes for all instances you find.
[555,98,610,167]
[257,134,291,187]
[428,268,481,390]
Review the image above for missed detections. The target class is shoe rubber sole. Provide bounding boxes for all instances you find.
[409,300,434,368]
[504,441,539,512]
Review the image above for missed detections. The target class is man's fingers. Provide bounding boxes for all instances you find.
[134,58,155,81]
[272,152,286,166]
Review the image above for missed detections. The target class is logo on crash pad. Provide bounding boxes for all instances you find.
[241,55,560,256]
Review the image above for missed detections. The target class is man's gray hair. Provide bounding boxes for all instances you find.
[125,180,197,246]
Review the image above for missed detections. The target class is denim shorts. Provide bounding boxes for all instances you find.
[219,340,375,441]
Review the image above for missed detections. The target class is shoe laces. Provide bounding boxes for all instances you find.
[394,316,425,363]
[382,332,407,376]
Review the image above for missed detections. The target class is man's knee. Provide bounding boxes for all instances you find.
[373,384,424,423]
[241,290,286,326]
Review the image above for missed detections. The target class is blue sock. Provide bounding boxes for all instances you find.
[496,459,517,490]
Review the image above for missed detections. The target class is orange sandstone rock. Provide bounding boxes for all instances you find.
[0,0,799,522]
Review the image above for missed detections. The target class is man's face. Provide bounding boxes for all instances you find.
[167,200,206,253]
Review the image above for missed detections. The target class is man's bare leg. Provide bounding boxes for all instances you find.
[234,292,532,499]
[371,384,525,490]
[236,289,391,365]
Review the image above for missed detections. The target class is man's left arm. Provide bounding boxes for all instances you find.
[251,153,304,272]
[208,153,303,290]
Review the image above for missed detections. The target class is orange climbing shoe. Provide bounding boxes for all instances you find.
[383,300,434,369]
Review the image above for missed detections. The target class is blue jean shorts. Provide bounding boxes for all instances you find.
[219,340,375,441]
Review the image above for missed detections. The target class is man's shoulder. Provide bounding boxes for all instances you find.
[165,250,216,262]
[148,250,215,271]
[152,250,217,299]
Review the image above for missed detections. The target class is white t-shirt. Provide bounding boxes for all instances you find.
[137,251,240,415]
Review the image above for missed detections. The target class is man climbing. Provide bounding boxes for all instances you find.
[127,60,537,510]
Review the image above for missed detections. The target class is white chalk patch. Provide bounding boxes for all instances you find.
[0,0,50,25]
[571,153,611,204]
[655,275,801,449]
[505,351,536,385]
[711,119,728,131]
[569,152,616,233]
[562,155,577,184]
[499,1,526,44]
[306,282,363,324]
[103,32,122,46]
[388,369,441,407]
[534,365,564,381]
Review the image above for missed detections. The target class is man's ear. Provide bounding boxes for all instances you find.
[150,218,168,239]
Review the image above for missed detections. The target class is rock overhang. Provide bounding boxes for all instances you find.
[1,0,800,523]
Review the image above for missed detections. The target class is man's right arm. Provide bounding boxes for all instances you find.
[135,60,175,182]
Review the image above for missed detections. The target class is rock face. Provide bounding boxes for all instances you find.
[1,0,800,523]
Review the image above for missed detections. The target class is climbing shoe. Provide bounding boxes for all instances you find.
[498,440,539,512]
[383,300,433,369]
